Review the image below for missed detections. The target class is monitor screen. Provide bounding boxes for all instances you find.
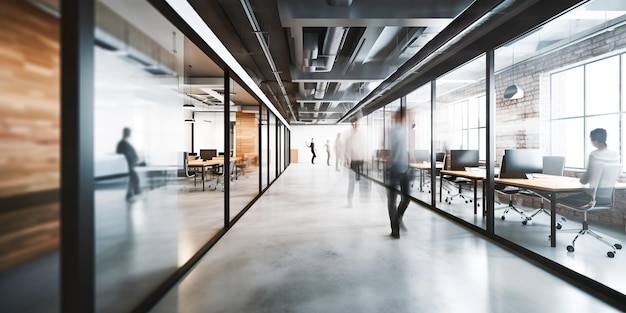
[501,149,542,178]
[200,149,217,160]
[450,150,479,170]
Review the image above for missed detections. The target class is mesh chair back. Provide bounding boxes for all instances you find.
[592,164,621,207]
[542,156,565,176]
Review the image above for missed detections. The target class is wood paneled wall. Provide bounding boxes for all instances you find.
[0,0,60,199]
[236,112,258,165]
[0,1,60,271]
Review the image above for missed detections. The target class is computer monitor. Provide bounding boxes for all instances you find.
[450,150,479,171]
[414,149,430,163]
[501,149,542,179]
[200,149,217,160]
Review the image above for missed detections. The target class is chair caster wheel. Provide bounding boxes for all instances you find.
[465,201,468,204]
[501,216,505,221]
[522,220,528,225]
[556,223,562,230]
[567,245,575,252]
[607,251,615,258]
[469,199,473,203]
[615,244,622,250]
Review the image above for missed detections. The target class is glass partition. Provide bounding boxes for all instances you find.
[406,83,432,205]
[269,113,277,182]
[93,2,225,311]
[434,55,486,229]
[493,0,626,297]
[0,2,61,312]
[261,106,268,190]
[230,106,261,220]
[368,108,386,182]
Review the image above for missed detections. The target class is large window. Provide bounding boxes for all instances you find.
[453,96,487,161]
[550,55,622,169]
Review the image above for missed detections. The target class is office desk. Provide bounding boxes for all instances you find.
[409,162,444,192]
[440,169,486,215]
[495,175,586,247]
[188,159,223,191]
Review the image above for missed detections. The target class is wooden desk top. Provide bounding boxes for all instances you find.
[441,169,485,180]
[496,177,585,192]
[496,175,626,192]
[188,159,223,167]
[409,162,444,169]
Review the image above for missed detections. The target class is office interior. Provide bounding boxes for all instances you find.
[2,0,626,312]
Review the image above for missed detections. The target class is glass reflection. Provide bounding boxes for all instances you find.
[434,55,487,229]
[93,2,224,311]
[406,83,432,205]
[0,1,60,312]
[493,0,626,298]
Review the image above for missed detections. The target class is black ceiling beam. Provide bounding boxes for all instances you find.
[341,0,586,120]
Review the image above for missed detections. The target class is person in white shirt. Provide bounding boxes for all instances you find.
[564,128,620,205]
[345,120,367,207]
[334,132,343,171]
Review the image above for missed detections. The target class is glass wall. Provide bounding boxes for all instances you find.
[368,108,386,182]
[492,0,626,297]
[434,55,487,229]
[406,83,432,205]
[269,113,277,182]
[230,107,261,220]
[0,1,61,312]
[261,106,268,190]
[93,2,229,311]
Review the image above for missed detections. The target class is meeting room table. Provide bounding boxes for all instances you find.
[188,158,224,191]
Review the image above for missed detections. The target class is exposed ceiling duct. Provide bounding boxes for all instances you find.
[240,0,298,121]
[301,27,347,73]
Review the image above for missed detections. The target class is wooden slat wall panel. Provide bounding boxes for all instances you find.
[0,1,60,271]
[235,112,258,165]
[0,0,60,199]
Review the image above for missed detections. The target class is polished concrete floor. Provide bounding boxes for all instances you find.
[150,163,621,313]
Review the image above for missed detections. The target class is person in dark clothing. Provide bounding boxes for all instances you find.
[386,109,410,239]
[305,138,316,164]
[117,127,141,200]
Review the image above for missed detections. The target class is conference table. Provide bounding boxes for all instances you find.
[409,161,444,192]
[188,159,224,191]
[440,169,486,215]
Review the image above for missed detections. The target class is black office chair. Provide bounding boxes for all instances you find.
[495,154,527,221]
[442,151,475,205]
[559,163,623,258]
[423,152,445,194]
[521,156,568,228]
[214,160,237,191]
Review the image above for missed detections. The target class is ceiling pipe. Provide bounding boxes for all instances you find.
[240,0,297,121]
[303,27,346,73]
[314,82,328,99]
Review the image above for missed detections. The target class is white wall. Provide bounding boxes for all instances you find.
[291,124,352,163]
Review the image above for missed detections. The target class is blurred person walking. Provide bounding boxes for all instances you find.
[324,139,331,166]
[334,132,343,171]
[305,138,317,164]
[386,109,411,238]
[117,127,142,201]
[345,120,367,207]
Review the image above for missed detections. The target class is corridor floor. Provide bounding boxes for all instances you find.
[151,163,620,313]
